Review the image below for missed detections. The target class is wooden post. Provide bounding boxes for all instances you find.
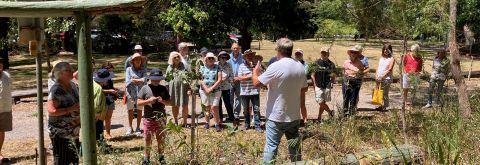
[190,93,196,162]
[30,38,46,165]
[75,10,97,164]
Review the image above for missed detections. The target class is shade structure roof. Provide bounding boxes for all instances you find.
[0,0,146,17]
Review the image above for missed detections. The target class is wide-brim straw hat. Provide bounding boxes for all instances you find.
[130,53,146,64]
[347,45,363,56]
[217,51,230,60]
[243,49,256,56]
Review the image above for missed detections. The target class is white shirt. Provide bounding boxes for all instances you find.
[258,58,307,122]
[0,71,12,113]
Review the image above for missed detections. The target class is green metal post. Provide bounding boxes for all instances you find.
[36,45,45,165]
[75,10,97,165]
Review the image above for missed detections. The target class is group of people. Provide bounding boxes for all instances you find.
[0,38,452,164]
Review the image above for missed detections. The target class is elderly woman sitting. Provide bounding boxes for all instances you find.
[47,62,81,165]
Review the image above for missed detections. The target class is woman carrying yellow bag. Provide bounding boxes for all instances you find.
[374,44,395,111]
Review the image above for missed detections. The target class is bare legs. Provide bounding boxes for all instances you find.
[172,105,189,126]
[127,109,142,131]
[104,110,113,139]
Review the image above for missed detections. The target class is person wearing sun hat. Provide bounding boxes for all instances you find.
[236,49,263,132]
[125,45,148,71]
[125,53,148,135]
[216,51,235,122]
[195,47,209,73]
[311,47,336,122]
[342,45,366,117]
[199,52,223,131]
[93,69,110,142]
[137,68,171,164]
[294,48,309,124]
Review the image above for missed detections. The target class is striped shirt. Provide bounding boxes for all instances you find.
[238,62,259,96]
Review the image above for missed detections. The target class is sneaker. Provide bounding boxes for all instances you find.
[126,127,133,135]
[198,112,205,119]
[158,155,166,164]
[215,124,222,132]
[135,128,142,136]
[255,127,264,133]
[143,157,150,165]
[242,125,250,131]
[328,110,335,118]
[423,104,432,109]
[233,118,240,129]
[204,124,210,129]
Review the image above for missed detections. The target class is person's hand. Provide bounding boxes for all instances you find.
[70,103,80,112]
[253,61,262,76]
[148,97,158,104]
[205,87,212,94]
[157,96,163,103]
[187,90,192,95]
[233,77,241,82]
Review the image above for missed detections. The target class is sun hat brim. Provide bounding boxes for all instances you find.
[149,76,165,81]
[94,74,113,83]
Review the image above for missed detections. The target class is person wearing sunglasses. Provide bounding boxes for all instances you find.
[216,51,235,123]
[166,52,191,127]
[199,53,223,132]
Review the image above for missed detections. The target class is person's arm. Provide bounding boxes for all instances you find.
[311,72,317,90]
[137,97,157,106]
[253,61,269,87]
[209,70,223,91]
[383,58,396,79]
[47,100,79,116]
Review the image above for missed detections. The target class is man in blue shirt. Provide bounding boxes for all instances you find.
[227,43,243,127]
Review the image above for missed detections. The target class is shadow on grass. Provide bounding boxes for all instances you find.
[108,135,143,142]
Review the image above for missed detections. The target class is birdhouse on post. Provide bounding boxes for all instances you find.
[17,18,45,55]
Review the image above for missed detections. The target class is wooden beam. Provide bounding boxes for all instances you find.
[0,0,146,17]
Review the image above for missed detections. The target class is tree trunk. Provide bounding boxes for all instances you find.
[239,28,252,52]
[449,0,471,118]
[0,18,10,70]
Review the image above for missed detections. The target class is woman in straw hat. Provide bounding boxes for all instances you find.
[199,52,223,132]
[125,53,147,135]
[342,46,365,117]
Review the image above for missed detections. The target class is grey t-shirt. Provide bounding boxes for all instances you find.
[138,84,170,119]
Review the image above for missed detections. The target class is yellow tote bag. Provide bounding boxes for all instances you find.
[372,84,383,105]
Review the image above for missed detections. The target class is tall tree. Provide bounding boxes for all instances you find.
[449,0,472,118]
[160,0,314,51]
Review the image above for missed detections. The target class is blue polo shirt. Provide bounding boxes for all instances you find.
[228,52,244,77]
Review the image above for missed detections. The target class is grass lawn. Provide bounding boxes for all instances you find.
[9,39,480,90]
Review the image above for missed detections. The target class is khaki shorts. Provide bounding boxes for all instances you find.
[199,90,221,106]
[0,112,12,132]
[126,99,143,111]
[315,87,331,103]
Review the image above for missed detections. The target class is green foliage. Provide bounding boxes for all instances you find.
[45,17,75,33]
[159,1,208,39]
[315,19,357,38]
[458,0,480,39]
